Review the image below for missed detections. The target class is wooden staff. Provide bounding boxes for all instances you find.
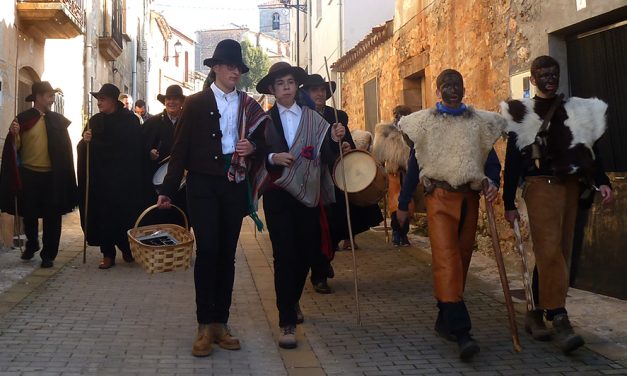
[514,218,535,312]
[382,184,390,243]
[324,56,361,325]
[82,122,90,264]
[11,119,22,253]
[482,179,522,352]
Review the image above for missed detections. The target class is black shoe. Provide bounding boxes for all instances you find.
[327,264,335,279]
[122,250,135,263]
[457,335,480,360]
[313,280,333,294]
[434,327,456,342]
[552,314,585,354]
[525,309,551,341]
[295,303,304,324]
[40,259,54,268]
[20,248,37,260]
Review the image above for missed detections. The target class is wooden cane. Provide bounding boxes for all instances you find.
[483,180,522,352]
[324,57,361,325]
[514,218,535,312]
[382,186,390,243]
[13,33,23,252]
[82,123,90,264]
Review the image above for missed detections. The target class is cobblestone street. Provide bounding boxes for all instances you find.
[0,212,625,375]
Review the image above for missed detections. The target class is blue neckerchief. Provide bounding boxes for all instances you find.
[436,102,467,116]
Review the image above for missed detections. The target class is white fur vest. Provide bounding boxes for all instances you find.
[399,107,505,190]
[499,97,607,152]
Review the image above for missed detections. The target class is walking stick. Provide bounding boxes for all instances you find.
[382,187,390,243]
[482,180,522,352]
[82,123,90,264]
[324,56,361,325]
[514,218,535,312]
[12,35,23,252]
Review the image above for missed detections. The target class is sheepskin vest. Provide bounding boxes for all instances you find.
[399,107,505,191]
[373,122,411,173]
[499,96,607,177]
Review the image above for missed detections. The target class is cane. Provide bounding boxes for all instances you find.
[324,56,361,325]
[11,121,22,253]
[514,218,535,312]
[482,180,522,352]
[382,185,390,243]
[82,123,90,264]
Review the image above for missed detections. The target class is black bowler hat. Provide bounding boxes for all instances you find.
[25,81,59,102]
[203,39,249,73]
[256,62,308,95]
[302,74,336,100]
[157,85,186,104]
[90,83,121,100]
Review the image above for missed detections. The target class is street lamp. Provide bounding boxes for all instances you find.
[164,39,183,62]
[280,0,307,67]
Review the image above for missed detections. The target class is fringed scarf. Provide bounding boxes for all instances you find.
[253,106,334,209]
[227,92,269,231]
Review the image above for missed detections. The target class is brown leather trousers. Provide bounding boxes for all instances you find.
[523,175,580,310]
[425,188,479,303]
[387,172,415,215]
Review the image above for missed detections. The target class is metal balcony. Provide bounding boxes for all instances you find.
[16,0,85,40]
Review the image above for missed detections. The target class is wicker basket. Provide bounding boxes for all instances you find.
[127,204,194,274]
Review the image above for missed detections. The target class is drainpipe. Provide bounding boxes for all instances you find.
[307,0,312,72]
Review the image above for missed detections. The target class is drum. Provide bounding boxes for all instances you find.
[332,149,387,207]
[153,159,186,191]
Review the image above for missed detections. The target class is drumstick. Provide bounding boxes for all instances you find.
[324,56,361,326]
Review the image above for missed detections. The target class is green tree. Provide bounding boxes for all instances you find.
[238,39,270,92]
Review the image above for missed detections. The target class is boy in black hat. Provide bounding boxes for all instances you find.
[0,81,77,268]
[157,39,269,357]
[302,74,382,294]
[78,83,144,270]
[254,62,345,349]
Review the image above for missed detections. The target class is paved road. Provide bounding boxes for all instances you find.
[0,213,625,375]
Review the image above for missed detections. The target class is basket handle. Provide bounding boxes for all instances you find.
[134,204,189,230]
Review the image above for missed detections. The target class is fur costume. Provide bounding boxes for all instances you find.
[351,129,373,151]
[499,97,607,152]
[373,122,411,173]
[399,107,505,191]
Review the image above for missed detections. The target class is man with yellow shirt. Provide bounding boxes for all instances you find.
[0,81,77,268]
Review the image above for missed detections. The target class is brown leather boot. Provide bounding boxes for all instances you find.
[192,324,213,357]
[524,309,551,341]
[209,323,241,350]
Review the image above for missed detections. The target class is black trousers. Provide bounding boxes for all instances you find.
[263,189,321,327]
[20,168,62,261]
[186,173,247,324]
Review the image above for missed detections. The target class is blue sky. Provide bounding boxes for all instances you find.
[151,0,271,36]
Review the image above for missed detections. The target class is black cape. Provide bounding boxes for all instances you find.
[0,108,77,216]
[77,104,145,245]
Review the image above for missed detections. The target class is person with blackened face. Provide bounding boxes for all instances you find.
[501,56,614,354]
[396,69,505,360]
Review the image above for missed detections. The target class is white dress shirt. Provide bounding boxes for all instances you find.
[269,102,303,164]
[211,82,240,154]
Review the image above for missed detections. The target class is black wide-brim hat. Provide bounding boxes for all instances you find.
[256,62,308,95]
[301,74,336,100]
[157,85,186,104]
[90,83,121,100]
[203,39,249,74]
[25,81,59,102]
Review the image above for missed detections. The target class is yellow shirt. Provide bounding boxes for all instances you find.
[15,114,52,172]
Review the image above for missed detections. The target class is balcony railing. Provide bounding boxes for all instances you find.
[16,0,86,39]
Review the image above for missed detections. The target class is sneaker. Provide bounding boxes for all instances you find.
[524,309,551,341]
[192,324,213,357]
[295,303,304,324]
[313,280,333,294]
[40,259,54,268]
[209,323,241,350]
[552,314,584,353]
[457,334,480,360]
[400,235,411,247]
[278,325,297,349]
